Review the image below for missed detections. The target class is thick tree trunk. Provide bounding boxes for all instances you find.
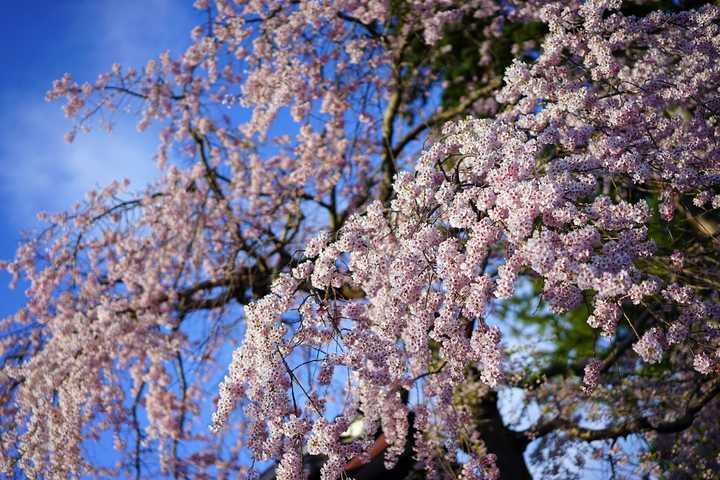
[260,396,531,480]
[473,391,532,480]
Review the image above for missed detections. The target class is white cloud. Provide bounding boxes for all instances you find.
[82,0,198,66]
[0,99,158,225]
[0,0,199,229]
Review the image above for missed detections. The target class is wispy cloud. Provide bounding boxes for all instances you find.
[0,98,158,225]
[90,0,197,64]
[0,0,198,229]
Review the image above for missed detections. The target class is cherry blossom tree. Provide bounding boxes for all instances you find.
[2,0,720,478]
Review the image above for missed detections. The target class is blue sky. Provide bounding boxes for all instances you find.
[0,0,200,317]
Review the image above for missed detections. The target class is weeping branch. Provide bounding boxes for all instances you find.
[132,382,146,480]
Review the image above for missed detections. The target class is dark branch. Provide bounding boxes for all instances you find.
[531,378,720,442]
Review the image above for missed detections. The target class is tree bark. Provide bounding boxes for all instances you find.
[260,397,532,480]
[473,391,532,480]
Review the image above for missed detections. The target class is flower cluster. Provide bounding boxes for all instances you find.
[213,3,720,476]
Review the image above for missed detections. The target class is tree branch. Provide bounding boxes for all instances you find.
[172,353,188,480]
[336,12,384,40]
[391,78,502,160]
[132,382,146,480]
[531,378,720,442]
